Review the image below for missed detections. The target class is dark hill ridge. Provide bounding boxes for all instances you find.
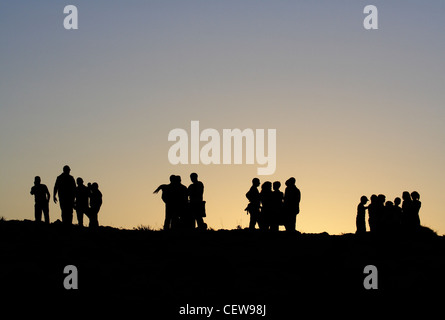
[0,219,444,317]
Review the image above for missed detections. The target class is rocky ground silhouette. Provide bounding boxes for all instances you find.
[1,219,444,317]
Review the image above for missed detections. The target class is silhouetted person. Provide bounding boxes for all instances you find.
[53,165,76,226]
[260,181,273,231]
[401,191,413,231]
[30,176,50,224]
[283,177,301,232]
[271,181,284,231]
[376,194,386,233]
[356,196,368,235]
[411,191,421,230]
[188,173,207,230]
[154,175,177,230]
[246,178,261,230]
[88,182,102,229]
[154,175,187,230]
[174,175,190,229]
[74,177,89,227]
[394,197,402,229]
[383,201,396,233]
[367,194,378,233]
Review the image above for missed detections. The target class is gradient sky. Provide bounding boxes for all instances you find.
[1,1,444,234]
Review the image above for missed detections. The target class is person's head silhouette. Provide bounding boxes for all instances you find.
[34,176,41,186]
[378,194,386,205]
[402,191,411,201]
[262,181,272,191]
[394,197,401,206]
[385,201,394,208]
[273,181,281,191]
[252,178,260,187]
[76,177,84,186]
[63,165,71,174]
[190,172,198,183]
[285,177,296,187]
[411,191,420,201]
[360,195,368,205]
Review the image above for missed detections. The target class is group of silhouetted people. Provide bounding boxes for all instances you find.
[154,173,207,231]
[245,177,301,232]
[31,165,102,228]
[356,191,422,235]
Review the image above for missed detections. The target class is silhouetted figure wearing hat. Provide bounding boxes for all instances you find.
[54,165,76,226]
[283,177,301,232]
[74,177,89,227]
[245,178,261,230]
[30,176,50,224]
[356,196,368,235]
[88,182,102,229]
[188,173,207,230]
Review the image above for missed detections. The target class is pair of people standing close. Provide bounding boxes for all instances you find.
[72,177,102,228]
[154,173,207,231]
[31,165,102,228]
[246,177,301,231]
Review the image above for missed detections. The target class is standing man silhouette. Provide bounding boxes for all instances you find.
[271,181,284,231]
[154,175,176,230]
[88,182,102,228]
[53,165,76,226]
[260,181,273,231]
[283,177,301,232]
[367,194,378,233]
[154,175,187,230]
[410,191,421,231]
[393,197,403,230]
[246,178,261,230]
[74,177,89,227]
[173,175,189,228]
[401,191,413,232]
[356,196,368,235]
[188,173,207,230]
[30,176,50,224]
